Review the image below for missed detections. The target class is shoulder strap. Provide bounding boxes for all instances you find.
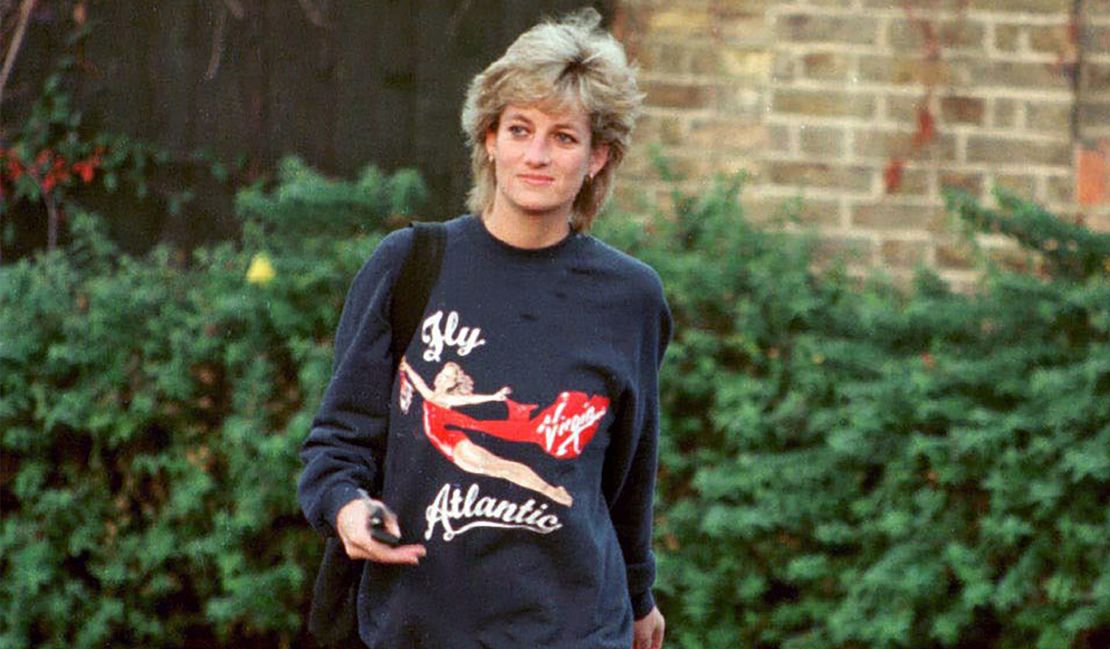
[389,221,446,362]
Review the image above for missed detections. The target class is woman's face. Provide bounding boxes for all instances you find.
[433,364,458,394]
[484,102,609,222]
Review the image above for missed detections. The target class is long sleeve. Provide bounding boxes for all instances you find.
[602,272,673,620]
[297,229,412,537]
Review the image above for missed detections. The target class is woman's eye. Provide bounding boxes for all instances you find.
[555,132,577,144]
[508,125,528,137]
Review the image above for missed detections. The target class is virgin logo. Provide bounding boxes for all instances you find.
[535,392,608,458]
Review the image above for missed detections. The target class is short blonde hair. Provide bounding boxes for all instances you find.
[460,8,644,232]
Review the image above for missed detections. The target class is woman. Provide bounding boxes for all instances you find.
[299,9,669,649]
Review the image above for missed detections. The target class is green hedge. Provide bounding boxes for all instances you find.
[0,158,425,648]
[596,179,1110,649]
[2,159,1108,648]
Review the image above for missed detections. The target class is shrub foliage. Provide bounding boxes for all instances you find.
[596,180,1110,649]
[1,158,425,648]
[2,161,1108,648]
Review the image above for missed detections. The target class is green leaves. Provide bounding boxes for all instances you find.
[598,178,1110,648]
[0,160,421,648]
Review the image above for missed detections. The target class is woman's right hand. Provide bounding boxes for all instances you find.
[336,497,427,564]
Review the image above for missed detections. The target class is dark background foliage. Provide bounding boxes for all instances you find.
[1,0,610,257]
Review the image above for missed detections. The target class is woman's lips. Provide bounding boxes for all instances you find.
[518,174,555,185]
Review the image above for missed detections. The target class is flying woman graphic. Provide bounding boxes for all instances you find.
[398,357,575,507]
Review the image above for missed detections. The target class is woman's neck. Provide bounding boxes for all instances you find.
[482,202,571,249]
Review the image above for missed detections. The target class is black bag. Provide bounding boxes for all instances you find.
[307,222,446,648]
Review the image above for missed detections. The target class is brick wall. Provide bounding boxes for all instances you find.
[614,0,1110,288]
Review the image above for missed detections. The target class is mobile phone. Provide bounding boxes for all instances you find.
[358,489,401,547]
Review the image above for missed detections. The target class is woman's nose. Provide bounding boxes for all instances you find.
[523,136,551,166]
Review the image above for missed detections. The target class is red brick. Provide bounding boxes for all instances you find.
[1078,145,1108,206]
[1025,101,1073,133]
[851,201,945,231]
[993,98,1020,128]
[860,55,953,86]
[886,19,986,52]
[772,89,875,119]
[1086,63,1110,96]
[767,124,793,153]
[886,168,931,197]
[800,126,845,157]
[776,13,879,45]
[1045,174,1074,204]
[940,172,984,196]
[992,174,1041,201]
[968,0,1070,13]
[801,52,854,81]
[772,53,797,83]
[994,25,1021,52]
[766,162,874,192]
[940,95,985,125]
[1089,0,1110,17]
[636,114,684,147]
[1087,25,1110,51]
[855,130,958,163]
[686,118,770,153]
[715,49,773,80]
[646,7,713,38]
[636,42,688,75]
[743,197,841,227]
[1080,103,1110,135]
[716,0,774,11]
[813,235,876,266]
[643,81,715,109]
[1028,23,1074,54]
[969,60,1071,91]
[886,95,931,125]
[880,239,930,268]
[966,136,1071,167]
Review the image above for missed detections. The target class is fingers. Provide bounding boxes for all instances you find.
[344,538,427,564]
[336,496,427,565]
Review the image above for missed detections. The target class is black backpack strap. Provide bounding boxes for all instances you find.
[390,221,447,363]
[309,221,446,648]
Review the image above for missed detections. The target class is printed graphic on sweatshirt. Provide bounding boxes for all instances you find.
[399,357,609,507]
[398,308,610,541]
[423,482,563,542]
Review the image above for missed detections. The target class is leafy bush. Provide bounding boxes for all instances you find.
[596,180,1110,649]
[3,156,1108,648]
[0,158,425,648]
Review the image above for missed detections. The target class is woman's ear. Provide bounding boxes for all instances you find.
[485,127,497,160]
[589,143,610,178]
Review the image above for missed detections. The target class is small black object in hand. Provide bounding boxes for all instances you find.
[357,489,402,547]
[367,503,401,546]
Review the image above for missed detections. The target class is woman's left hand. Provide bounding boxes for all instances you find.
[632,606,664,649]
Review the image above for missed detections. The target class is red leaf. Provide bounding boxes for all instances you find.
[884,158,905,193]
[913,106,935,147]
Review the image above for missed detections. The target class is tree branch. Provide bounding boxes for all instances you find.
[0,0,37,122]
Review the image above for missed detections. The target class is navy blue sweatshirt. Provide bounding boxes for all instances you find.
[299,215,671,648]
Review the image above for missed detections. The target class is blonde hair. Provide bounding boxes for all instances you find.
[460,8,644,232]
[435,362,475,396]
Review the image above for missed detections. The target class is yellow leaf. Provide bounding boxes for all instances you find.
[246,253,276,285]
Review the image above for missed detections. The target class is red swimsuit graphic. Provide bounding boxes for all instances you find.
[398,359,607,507]
[421,392,609,462]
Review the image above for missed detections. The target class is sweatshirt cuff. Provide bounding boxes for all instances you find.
[631,588,656,620]
[321,483,363,536]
